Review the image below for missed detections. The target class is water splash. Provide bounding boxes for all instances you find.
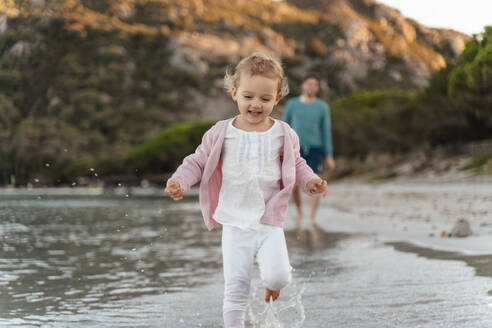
[247,276,308,328]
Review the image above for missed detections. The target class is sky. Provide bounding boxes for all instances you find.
[376,0,492,35]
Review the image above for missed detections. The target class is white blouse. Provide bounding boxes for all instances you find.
[213,117,284,231]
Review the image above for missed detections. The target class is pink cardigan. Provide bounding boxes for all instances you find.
[166,118,320,230]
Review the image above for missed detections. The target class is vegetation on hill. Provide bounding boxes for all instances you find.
[125,120,215,175]
[331,27,492,158]
[448,26,492,132]
[0,15,203,185]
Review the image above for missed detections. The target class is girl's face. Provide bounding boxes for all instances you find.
[232,73,281,128]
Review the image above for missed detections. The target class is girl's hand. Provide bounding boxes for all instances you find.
[164,181,184,201]
[307,179,328,197]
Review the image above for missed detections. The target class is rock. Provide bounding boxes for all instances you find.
[0,15,7,35]
[450,219,472,238]
[8,41,32,57]
[389,70,402,82]
[168,37,209,75]
[188,89,235,120]
[375,5,416,43]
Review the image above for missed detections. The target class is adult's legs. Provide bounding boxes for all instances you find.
[256,227,292,301]
[294,185,322,226]
[222,226,255,328]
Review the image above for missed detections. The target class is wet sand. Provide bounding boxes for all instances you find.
[388,241,492,282]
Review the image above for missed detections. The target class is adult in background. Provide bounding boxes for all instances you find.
[282,73,335,227]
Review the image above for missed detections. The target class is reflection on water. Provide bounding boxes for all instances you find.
[0,195,221,325]
[1,195,492,327]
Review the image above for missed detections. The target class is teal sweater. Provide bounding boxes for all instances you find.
[281,97,333,157]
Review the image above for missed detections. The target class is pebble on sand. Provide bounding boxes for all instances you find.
[450,218,473,238]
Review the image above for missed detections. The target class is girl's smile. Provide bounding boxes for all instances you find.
[232,73,281,132]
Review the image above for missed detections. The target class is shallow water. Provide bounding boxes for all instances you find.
[1,195,491,327]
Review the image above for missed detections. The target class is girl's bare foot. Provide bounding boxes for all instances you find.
[265,288,280,302]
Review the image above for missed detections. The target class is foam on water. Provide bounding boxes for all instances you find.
[247,273,310,328]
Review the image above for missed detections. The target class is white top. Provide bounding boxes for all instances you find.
[213,117,284,231]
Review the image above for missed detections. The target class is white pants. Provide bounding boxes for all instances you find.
[222,225,292,328]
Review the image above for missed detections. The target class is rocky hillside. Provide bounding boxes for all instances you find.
[1,0,468,111]
[0,0,473,185]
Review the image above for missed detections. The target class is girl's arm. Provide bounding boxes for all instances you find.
[166,124,217,193]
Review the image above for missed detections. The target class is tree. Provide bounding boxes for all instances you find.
[0,93,19,184]
[448,26,492,130]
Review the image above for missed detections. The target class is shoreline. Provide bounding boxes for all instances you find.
[284,180,492,281]
[313,182,492,255]
[387,241,492,281]
[3,180,491,275]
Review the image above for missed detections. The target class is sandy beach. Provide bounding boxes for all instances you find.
[284,180,492,287]
[309,182,492,254]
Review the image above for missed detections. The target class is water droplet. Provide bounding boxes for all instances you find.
[34,178,39,183]
[72,182,77,186]
[45,163,51,167]
[90,168,95,171]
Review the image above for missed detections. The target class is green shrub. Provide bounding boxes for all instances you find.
[448,26,492,131]
[0,70,20,92]
[125,120,216,174]
[368,171,398,182]
[460,152,492,171]
[331,89,424,158]
[62,159,96,179]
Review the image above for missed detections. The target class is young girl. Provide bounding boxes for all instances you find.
[164,52,328,328]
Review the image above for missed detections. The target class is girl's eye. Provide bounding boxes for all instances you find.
[244,96,253,99]
[262,98,271,102]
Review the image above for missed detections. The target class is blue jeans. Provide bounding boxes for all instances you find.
[300,146,323,173]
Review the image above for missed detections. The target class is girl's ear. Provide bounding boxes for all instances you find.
[231,87,238,101]
[275,92,282,104]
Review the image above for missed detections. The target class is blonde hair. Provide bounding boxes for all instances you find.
[224,52,289,98]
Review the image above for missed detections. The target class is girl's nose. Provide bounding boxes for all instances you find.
[252,100,262,108]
